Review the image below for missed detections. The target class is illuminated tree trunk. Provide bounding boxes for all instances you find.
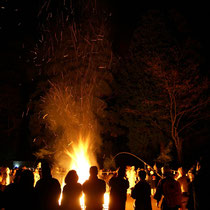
[168,88,183,163]
[112,10,209,165]
[171,125,183,163]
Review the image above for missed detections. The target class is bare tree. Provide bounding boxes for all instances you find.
[143,46,209,163]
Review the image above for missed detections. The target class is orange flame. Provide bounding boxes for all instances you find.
[66,137,93,184]
[126,166,137,194]
[59,136,109,209]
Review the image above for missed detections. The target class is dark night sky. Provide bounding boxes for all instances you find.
[0,0,209,162]
[1,1,210,71]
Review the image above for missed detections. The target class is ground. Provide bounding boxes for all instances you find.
[126,195,160,210]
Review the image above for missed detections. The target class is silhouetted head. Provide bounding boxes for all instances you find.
[163,166,172,177]
[41,161,52,178]
[19,169,34,188]
[199,154,210,172]
[14,168,23,184]
[118,167,126,178]
[138,169,146,180]
[89,166,98,178]
[65,170,79,184]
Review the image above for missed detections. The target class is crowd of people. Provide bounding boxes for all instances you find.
[0,157,208,210]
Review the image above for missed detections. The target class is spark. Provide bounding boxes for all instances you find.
[43,114,48,119]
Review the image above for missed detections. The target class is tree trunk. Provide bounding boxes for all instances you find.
[175,138,183,164]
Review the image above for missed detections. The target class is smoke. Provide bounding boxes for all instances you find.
[31,1,115,177]
[39,72,104,172]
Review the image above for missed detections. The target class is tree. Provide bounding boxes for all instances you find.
[142,46,209,163]
[128,10,209,163]
[103,9,209,165]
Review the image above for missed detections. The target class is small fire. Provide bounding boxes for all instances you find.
[80,193,85,209]
[103,192,110,209]
[5,167,10,186]
[126,166,137,194]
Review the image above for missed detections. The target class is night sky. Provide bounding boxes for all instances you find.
[0,0,209,165]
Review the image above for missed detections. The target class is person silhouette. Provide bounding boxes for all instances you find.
[154,166,182,210]
[190,155,210,210]
[35,161,61,210]
[82,166,106,210]
[3,168,22,210]
[131,169,152,210]
[61,170,82,210]
[0,189,3,209]
[108,167,129,210]
[18,169,36,210]
[4,169,36,210]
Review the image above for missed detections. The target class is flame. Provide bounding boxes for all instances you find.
[103,192,110,209]
[5,168,10,186]
[58,182,65,206]
[33,169,40,187]
[66,138,92,184]
[58,136,109,209]
[126,166,137,194]
[80,194,85,209]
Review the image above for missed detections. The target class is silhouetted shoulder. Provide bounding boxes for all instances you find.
[109,176,129,189]
[98,178,106,185]
[36,177,60,189]
[131,180,151,199]
[131,180,152,210]
[35,177,61,210]
[63,182,82,190]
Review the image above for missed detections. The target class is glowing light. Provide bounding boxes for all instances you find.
[58,136,109,209]
[80,194,85,210]
[103,192,110,209]
[65,137,92,184]
[33,169,40,187]
[58,182,65,206]
[5,168,10,186]
[126,166,137,194]
[43,114,48,119]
